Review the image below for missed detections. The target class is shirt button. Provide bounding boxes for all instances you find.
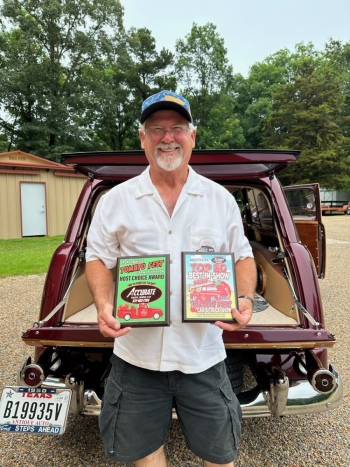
[168,230,172,235]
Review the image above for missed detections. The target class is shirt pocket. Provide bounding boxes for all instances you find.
[190,227,224,252]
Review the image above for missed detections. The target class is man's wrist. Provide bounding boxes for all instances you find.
[238,295,255,306]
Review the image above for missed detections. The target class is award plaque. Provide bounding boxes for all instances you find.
[182,252,238,322]
[115,255,170,327]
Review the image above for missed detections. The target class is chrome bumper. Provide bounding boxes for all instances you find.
[33,366,343,419]
[241,366,343,417]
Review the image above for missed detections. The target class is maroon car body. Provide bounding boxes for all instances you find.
[8,149,342,428]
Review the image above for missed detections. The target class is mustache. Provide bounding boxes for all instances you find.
[155,143,181,150]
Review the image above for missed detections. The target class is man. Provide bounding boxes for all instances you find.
[86,90,256,466]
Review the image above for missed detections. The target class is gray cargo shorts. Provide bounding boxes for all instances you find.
[99,354,242,463]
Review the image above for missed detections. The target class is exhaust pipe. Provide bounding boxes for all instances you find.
[308,368,336,394]
[17,352,61,389]
[305,350,336,394]
[17,357,46,389]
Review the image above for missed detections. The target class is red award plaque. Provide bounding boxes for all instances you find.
[182,252,238,322]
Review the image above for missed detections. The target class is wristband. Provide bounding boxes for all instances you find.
[238,295,254,306]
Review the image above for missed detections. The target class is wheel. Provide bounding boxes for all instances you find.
[153,312,160,320]
[225,350,244,394]
[124,313,131,321]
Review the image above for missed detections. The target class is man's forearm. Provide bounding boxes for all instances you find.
[86,259,132,338]
[235,257,257,299]
[86,259,114,312]
[214,256,256,331]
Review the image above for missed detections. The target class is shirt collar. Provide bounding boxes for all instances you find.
[135,165,204,199]
[134,167,156,198]
[185,166,205,196]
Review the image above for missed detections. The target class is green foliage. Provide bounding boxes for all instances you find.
[0,6,349,190]
[0,236,64,277]
[81,27,177,150]
[0,0,125,159]
[262,47,350,188]
[175,23,244,148]
[0,133,10,152]
[232,48,294,148]
[176,22,233,94]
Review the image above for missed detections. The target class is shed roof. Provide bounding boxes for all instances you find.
[0,150,72,170]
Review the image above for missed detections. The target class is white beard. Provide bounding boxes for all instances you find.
[155,144,183,171]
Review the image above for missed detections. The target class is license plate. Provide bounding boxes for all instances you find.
[0,387,72,435]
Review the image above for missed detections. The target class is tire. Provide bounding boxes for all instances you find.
[225,350,244,394]
[124,313,131,321]
[153,312,160,320]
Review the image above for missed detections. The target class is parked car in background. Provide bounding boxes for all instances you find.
[0,149,343,436]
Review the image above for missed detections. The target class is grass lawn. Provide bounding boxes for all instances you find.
[0,236,64,278]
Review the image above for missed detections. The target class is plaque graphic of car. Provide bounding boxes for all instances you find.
[117,303,163,321]
[190,281,231,302]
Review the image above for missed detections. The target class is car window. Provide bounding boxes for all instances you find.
[247,189,273,227]
[229,187,246,215]
[284,188,316,219]
[226,186,273,228]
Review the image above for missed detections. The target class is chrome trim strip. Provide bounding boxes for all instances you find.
[22,339,336,349]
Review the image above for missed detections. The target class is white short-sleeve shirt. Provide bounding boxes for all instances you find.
[86,166,253,373]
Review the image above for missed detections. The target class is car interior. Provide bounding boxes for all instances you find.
[61,183,301,328]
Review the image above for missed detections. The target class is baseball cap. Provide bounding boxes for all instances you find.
[140,90,193,123]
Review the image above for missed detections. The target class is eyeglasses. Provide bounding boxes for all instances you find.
[145,125,190,138]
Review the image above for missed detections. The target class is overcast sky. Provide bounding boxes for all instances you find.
[122,0,350,76]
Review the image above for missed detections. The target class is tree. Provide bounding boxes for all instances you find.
[324,40,350,142]
[233,47,313,149]
[122,27,176,102]
[175,23,244,148]
[0,0,124,159]
[263,48,350,188]
[82,27,176,150]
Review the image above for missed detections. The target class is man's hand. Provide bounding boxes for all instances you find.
[98,303,132,338]
[214,297,253,331]
[86,260,132,338]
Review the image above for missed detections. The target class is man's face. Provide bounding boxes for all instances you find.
[139,110,196,173]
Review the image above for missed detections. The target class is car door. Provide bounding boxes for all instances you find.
[284,183,326,278]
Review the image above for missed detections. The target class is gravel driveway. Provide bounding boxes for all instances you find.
[0,216,349,466]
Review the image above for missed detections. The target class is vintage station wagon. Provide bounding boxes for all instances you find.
[0,149,343,434]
